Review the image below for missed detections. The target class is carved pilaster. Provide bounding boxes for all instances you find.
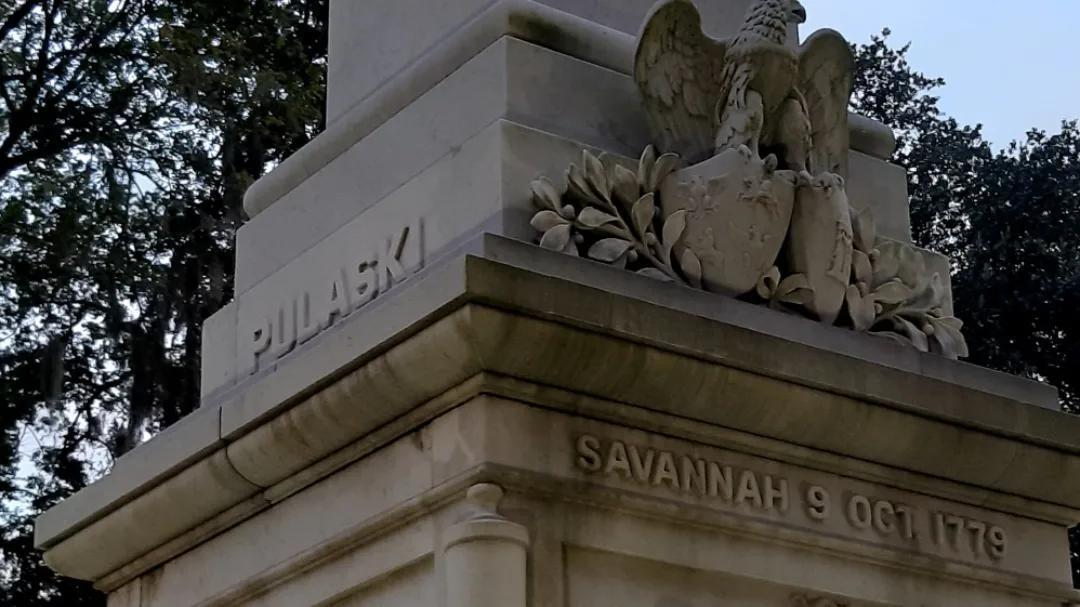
[443,484,530,607]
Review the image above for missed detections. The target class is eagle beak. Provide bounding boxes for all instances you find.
[792,3,807,23]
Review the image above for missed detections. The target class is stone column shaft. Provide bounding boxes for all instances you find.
[443,484,530,607]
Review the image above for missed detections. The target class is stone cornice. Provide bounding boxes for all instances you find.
[35,236,1077,587]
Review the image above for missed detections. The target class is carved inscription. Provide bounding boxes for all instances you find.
[577,435,790,514]
[575,435,1009,562]
[240,220,423,375]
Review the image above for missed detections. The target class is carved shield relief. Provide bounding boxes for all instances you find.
[660,147,797,296]
[784,174,854,324]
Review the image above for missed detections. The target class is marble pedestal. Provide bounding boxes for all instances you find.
[36,0,1080,605]
[37,236,1080,606]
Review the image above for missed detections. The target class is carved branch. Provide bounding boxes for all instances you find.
[530,147,692,285]
[527,142,969,360]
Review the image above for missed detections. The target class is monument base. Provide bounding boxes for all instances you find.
[39,236,1080,607]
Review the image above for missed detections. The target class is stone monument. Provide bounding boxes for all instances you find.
[36,1,1080,606]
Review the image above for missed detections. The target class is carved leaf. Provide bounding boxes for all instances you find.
[680,248,704,289]
[638,267,674,282]
[902,272,946,313]
[638,145,658,191]
[567,164,601,206]
[893,316,930,352]
[649,153,681,192]
[846,284,876,332]
[612,164,640,209]
[851,206,877,253]
[632,193,656,237]
[583,150,609,200]
[531,177,562,211]
[756,266,782,299]
[531,210,567,233]
[661,209,688,261]
[588,238,633,263]
[872,279,912,305]
[777,274,814,306]
[539,224,572,252]
[928,316,969,360]
[577,207,619,228]
[933,315,964,332]
[871,250,900,287]
[851,249,873,285]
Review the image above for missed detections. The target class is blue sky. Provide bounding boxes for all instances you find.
[803,0,1080,148]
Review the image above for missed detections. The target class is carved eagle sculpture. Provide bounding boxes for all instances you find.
[634,0,854,175]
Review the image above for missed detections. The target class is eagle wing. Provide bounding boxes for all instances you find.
[798,29,855,177]
[634,0,729,164]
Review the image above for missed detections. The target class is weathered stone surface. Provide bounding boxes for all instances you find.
[786,172,853,323]
[847,149,912,243]
[660,148,797,295]
[236,37,648,294]
[60,393,1080,605]
[35,239,1078,599]
[326,0,755,125]
[199,302,236,400]
[36,2,1080,606]
[34,400,224,550]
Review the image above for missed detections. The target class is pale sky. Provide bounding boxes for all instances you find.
[803,0,1080,148]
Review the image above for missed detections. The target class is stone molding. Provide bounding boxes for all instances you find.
[243,0,634,218]
[34,238,1078,589]
[242,0,896,219]
[96,400,1080,604]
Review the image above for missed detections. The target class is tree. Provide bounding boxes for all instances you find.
[851,32,1080,412]
[850,30,1080,583]
[0,1,327,603]
[0,0,161,179]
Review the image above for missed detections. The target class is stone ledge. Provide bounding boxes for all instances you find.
[35,235,1077,585]
[246,0,900,221]
[33,398,225,550]
[70,399,1080,603]
[245,0,635,218]
[235,38,647,294]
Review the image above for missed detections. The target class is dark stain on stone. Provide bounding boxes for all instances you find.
[509,12,572,51]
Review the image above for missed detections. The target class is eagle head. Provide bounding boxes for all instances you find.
[788,0,808,24]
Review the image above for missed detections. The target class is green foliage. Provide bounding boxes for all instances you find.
[851,30,1080,584]
[852,30,1080,413]
[0,0,162,179]
[0,0,326,603]
[850,29,993,253]
[956,125,1080,411]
